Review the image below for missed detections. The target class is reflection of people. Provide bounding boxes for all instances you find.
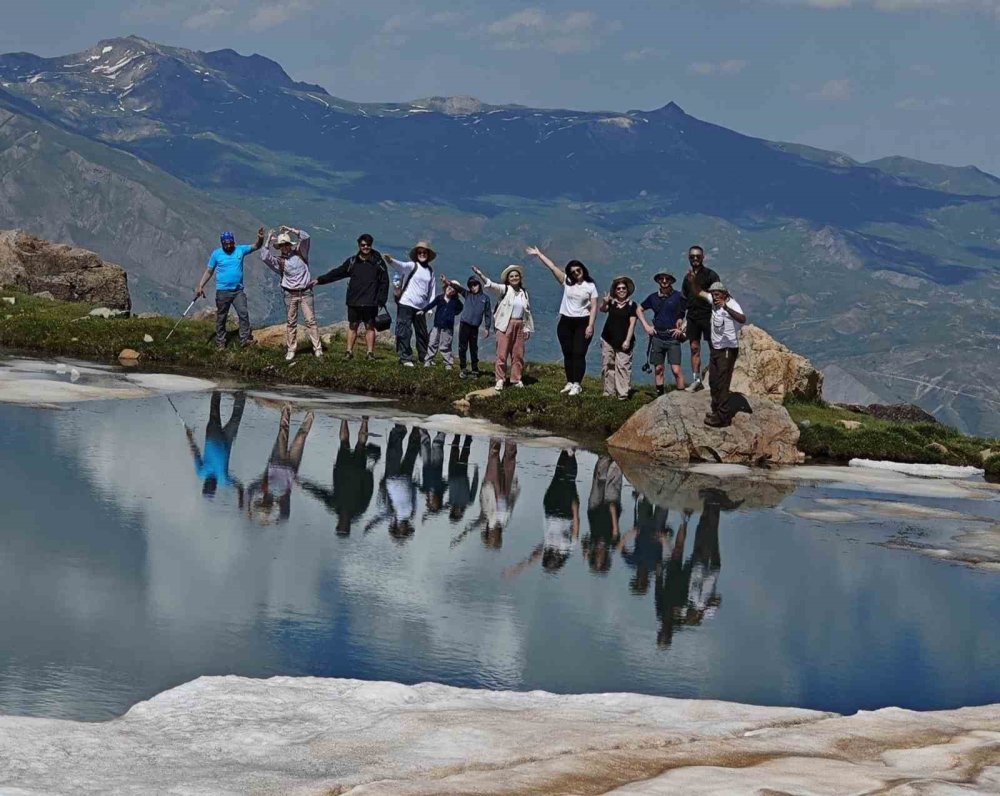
[185,391,246,502]
[368,424,422,542]
[618,496,673,595]
[247,406,314,524]
[420,430,448,516]
[654,509,691,649]
[504,449,579,577]
[299,417,380,536]
[583,454,623,573]
[445,436,479,523]
[455,437,520,549]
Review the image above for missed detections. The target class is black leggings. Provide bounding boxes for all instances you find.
[557,315,592,383]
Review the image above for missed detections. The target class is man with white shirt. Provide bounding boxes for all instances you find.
[386,240,437,366]
[700,281,746,428]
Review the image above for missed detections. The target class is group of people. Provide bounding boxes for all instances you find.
[197,229,747,427]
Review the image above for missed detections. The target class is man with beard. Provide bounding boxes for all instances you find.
[195,228,265,349]
[681,245,721,391]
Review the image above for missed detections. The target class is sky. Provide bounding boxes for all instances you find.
[1,0,998,173]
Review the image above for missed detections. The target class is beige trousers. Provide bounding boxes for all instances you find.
[284,289,322,353]
[601,340,633,398]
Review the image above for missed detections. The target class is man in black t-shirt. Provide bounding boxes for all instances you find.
[312,233,390,361]
[680,245,720,391]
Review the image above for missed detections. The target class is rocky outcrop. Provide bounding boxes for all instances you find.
[731,325,822,402]
[607,390,802,465]
[0,230,130,311]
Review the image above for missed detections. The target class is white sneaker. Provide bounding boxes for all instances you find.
[314,349,323,358]
[285,350,296,361]
[686,376,701,392]
[424,361,432,368]
[494,379,504,392]
[512,380,524,389]
[560,382,573,394]
[568,383,581,396]
[402,361,415,368]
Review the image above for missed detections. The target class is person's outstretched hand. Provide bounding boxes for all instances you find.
[471,265,486,280]
[525,246,541,258]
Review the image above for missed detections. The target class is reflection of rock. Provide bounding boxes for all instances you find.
[0,230,131,310]
[607,391,802,465]
[613,450,796,511]
[731,325,822,402]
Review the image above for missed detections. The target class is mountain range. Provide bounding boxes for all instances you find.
[0,36,996,435]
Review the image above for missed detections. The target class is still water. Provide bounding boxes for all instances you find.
[1,389,998,721]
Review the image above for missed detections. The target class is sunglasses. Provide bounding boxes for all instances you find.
[614,285,628,291]
[416,249,429,256]
[359,242,372,248]
[688,254,704,260]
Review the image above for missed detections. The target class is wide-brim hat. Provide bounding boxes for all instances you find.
[653,272,676,283]
[500,264,524,283]
[275,233,294,247]
[708,281,729,294]
[610,275,635,297]
[409,240,437,262]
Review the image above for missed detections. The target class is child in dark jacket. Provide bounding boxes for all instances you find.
[448,276,493,378]
[423,278,464,368]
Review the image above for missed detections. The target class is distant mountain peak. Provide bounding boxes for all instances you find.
[411,96,489,115]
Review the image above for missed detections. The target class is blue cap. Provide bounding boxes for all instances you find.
[220,231,235,244]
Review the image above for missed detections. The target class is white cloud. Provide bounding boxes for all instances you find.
[782,0,1000,14]
[895,96,953,110]
[484,9,609,54]
[687,59,748,76]
[623,47,662,63]
[808,78,853,101]
[246,1,313,33]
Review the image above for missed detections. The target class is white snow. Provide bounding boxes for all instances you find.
[26,73,45,84]
[0,676,995,795]
[124,373,216,393]
[849,458,985,479]
[101,45,114,54]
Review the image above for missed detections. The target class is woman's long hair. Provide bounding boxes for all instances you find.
[565,260,594,286]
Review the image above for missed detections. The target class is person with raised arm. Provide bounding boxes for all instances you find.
[444,276,493,379]
[525,246,598,397]
[260,225,323,361]
[384,241,437,367]
[598,275,639,400]
[194,227,265,350]
[421,276,464,369]
[698,281,747,428]
[470,263,534,392]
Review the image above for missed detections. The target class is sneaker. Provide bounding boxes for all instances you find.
[471,369,483,378]
[216,342,227,351]
[617,395,628,401]
[240,339,256,349]
[314,349,323,358]
[444,365,452,371]
[402,361,415,368]
[345,350,353,360]
[568,383,581,396]
[686,377,701,392]
[560,382,573,394]
[460,370,469,380]
[512,380,524,389]
[285,350,296,361]
[366,352,376,361]
[494,379,504,392]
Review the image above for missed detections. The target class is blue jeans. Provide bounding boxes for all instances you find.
[215,289,252,347]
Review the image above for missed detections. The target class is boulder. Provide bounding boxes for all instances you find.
[607,390,803,466]
[118,348,141,365]
[731,325,823,402]
[0,230,131,310]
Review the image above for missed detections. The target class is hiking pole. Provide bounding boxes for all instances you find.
[164,296,199,342]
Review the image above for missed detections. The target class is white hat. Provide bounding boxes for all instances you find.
[500,264,524,283]
[275,232,294,247]
[708,281,728,294]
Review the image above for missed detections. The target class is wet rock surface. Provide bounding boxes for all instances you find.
[607,390,802,465]
[0,230,131,311]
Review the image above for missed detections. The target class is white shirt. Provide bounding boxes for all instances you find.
[710,298,744,349]
[509,291,527,320]
[386,477,414,521]
[392,259,437,309]
[559,281,598,318]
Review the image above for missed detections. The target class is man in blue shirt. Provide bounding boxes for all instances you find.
[195,227,265,349]
[638,272,688,394]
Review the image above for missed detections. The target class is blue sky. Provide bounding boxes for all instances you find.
[3,0,998,173]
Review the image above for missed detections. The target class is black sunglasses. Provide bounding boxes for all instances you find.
[359,242,372,248]
[688,254,704,260]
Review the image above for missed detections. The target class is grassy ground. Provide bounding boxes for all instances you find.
[3,291,997,475]
[0,291,653,440]
[785,396,1000,477]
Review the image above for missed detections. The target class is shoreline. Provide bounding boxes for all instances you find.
[2,290,998,473]
[1,674,997,794]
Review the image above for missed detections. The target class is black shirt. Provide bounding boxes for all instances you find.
[315,250,390,307]
[601,300,638,350]
[682,266,720,320]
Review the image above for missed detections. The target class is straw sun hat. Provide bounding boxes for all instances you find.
[500,264,524,282]
[408,240,437,262]
[610,275,635,297]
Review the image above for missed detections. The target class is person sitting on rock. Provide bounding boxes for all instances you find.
[311,234,390,361]
[194,227,265,350]
[260,226,323,362]
[699,282,746,428]
[638,272,687,394]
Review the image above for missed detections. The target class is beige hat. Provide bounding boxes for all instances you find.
[500,264,524,283]
[408,240,437,262]
[708,281,729,295]
[610,275,635,297]
[275,232,294,247]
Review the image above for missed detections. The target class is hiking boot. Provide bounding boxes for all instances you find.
[704,414,729,428]
[686,377,701,392]
[366,352,376,361]
[471,369,483,378]
[459,369,469,380]
[345,350,354,360]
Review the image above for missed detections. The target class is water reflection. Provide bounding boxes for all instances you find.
[1,389,999,721]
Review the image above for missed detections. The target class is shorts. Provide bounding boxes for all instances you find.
[649,336,682,367]
[347,305,378,324]
[685,315,712,343]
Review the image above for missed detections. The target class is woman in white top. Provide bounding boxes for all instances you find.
[471,263,534,392]
[526,246,599,396]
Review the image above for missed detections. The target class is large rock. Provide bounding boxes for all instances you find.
[0,230,131,311]
[607,390,803,465]
[253,320,394,351]
[731,324,822,402]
